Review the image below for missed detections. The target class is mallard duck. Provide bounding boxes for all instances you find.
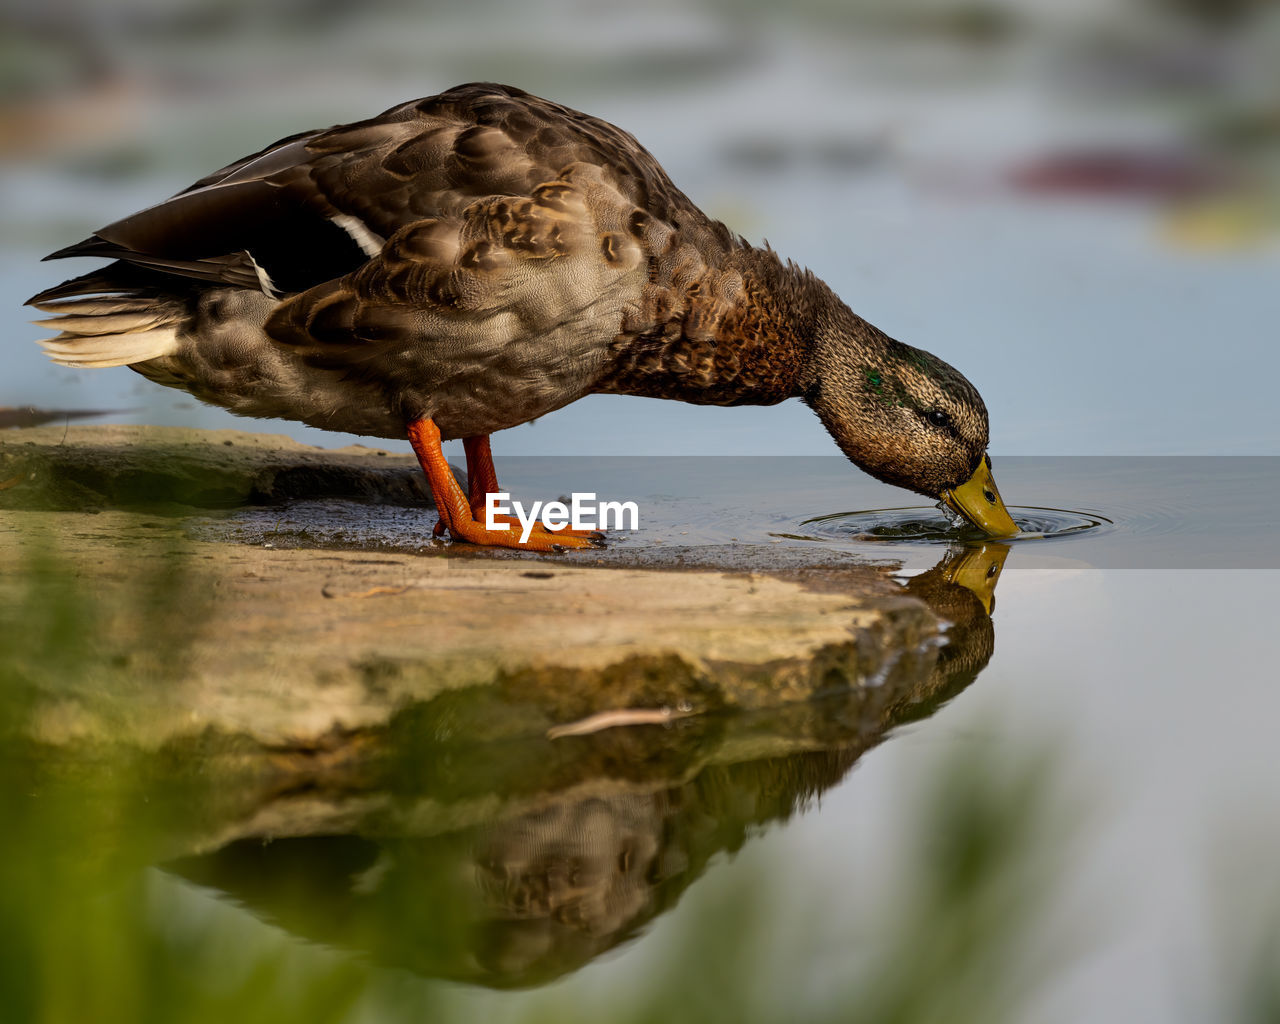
[28,82,1018,549]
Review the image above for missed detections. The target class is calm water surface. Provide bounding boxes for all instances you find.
[481,455,1280,570]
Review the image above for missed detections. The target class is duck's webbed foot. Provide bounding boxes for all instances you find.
[464,513,604,542]
[462,435,604,540]
[408,420,604,551]
[429,512,604,545]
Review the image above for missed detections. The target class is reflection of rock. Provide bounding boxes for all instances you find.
[168,544,1007,989]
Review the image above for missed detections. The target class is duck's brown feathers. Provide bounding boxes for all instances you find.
[32,83,833,437]
[597,246,821,407]
[29,83,989,498]
[255,82,783,402]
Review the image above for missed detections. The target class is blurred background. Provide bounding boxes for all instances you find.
[1,0,1277,457]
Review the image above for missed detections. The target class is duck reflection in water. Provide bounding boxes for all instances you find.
[167,542,1011,989]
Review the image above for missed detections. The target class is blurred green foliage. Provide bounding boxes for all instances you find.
[0,541,375,1024]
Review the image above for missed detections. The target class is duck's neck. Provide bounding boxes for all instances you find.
[594,245,841,407]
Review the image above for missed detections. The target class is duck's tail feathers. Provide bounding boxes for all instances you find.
[28,264,184,369]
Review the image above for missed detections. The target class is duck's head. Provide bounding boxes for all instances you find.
[805,313,1019,538]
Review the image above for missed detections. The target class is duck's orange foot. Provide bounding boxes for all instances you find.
[438,513,604,551]
[409,419,605,553]
[432,512,605,547]
[477,511,604,541]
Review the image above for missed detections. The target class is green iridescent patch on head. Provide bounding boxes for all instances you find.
[863,367,913,408]
[863,368,892,406]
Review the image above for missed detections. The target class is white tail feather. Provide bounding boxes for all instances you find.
[29,297,155,315]
[35,313,166,335]
[38,327,179,368]
[34,294,182,368]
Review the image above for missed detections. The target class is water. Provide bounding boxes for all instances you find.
[479,455,1280,571]
[193,455,1279,575]
[798,505,1112,542]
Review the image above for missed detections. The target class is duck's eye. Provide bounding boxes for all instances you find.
[926,409,951,428]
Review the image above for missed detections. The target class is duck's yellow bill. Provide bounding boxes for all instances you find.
[942,456,1020,538]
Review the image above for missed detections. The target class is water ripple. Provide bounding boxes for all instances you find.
[797,506,1113,544]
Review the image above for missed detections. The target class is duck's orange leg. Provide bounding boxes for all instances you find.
[462,435,500,511]
[408,419,601,551]
[460,434,603,541]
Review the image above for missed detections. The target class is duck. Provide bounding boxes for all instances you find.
[27,82,1018,550]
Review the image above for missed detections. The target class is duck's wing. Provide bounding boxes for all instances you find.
[259,85,742,368]
[33,83,729,306]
